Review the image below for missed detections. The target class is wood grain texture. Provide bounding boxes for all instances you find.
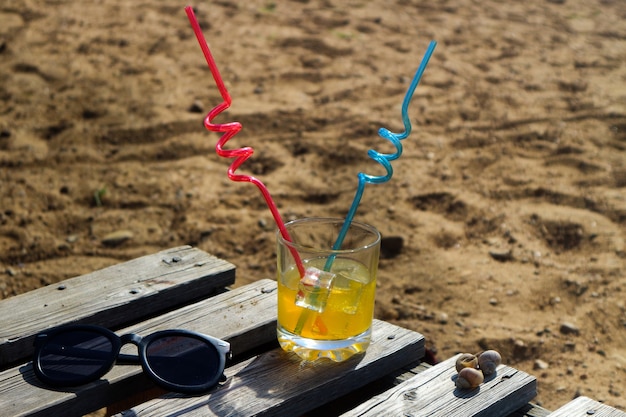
[0,279,276,417]
[341,353,537,417]
[0,246,235,367]
[369,361,550,417]
[546,396,626,417]
[111,320,426,417]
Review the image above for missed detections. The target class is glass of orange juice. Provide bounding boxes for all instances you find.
[276,218,381,362]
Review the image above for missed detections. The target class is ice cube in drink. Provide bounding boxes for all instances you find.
[295,267,335,313]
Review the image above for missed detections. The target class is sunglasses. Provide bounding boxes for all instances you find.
[32,324,231,394]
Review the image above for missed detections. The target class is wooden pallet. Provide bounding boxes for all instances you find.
[1,246,622,417]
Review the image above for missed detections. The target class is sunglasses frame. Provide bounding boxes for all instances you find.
[32,324,231,394]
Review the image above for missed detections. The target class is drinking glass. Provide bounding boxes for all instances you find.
[276,218,381,362]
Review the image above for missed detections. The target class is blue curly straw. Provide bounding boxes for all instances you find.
[293,41,436,336]
[324,40,436,271]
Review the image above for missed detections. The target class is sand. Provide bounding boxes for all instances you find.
[1,0,625,411]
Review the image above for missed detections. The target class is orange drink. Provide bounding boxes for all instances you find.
[276,218,380,362]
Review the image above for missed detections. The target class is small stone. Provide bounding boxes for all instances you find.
[560,322,580,336]
[536,327,551,336]
[609,384,621,397]
[381,236,404,259]
[534,359,549,370]
[102,230,133,247]
[438,312,448,324]
[188,100,204,113]
[5,267,17,276]
[489,249,514,262]
[489,298,498,306]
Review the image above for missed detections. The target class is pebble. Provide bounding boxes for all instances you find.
[559,322,580,336]
[534,359,549,370]
[381,236,403,259]
[438,312,448,324]
[101,230,133,247]
[489,249,514,262]
[188,100,204,113]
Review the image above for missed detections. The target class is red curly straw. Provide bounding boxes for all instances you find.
[185,6,304,276]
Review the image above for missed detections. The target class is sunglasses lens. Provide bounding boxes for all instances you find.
[145,335,219,387]
[38,330,114,385]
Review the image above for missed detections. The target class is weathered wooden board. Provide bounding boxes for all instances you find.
[546,396,626,417]
[112,320,426,417]
[0,246,235,367]
[340,353,537,417]
[389,362,550,417]
[305,360,549,417]
[0,278,277,417]
[506,403,551,417]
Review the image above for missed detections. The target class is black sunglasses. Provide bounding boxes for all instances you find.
[32,324,231,394]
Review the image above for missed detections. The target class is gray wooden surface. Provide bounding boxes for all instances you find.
[2,246,619,417]
[0,245,235,367]
[112,319,426,417]
[0,278,276,417]
[546,396,626,417]
[340,353,537,417]
[391,362,550,417]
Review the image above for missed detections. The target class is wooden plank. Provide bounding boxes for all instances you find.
[0,279,277,417]
[341,353,537,417]
[307,360,549,417]
[546,396,626,417]
[507,403,551,417]
[301,359,427,416]
[112,320,426,417]
[0,246,235,367]
[388,362,550,417]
